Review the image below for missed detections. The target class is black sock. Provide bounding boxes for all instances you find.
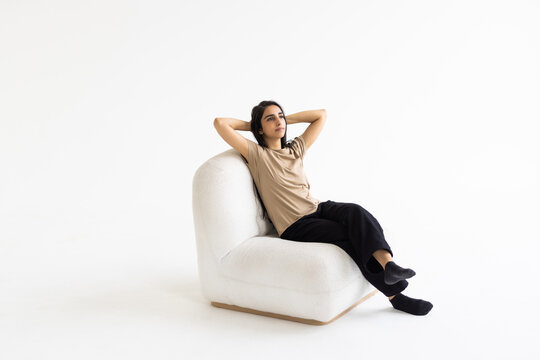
[389,293,433,315]
[384,260,416,285]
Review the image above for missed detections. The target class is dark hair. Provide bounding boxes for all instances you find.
[249,100,293,224]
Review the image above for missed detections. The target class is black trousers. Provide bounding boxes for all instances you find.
[280,200,409,297]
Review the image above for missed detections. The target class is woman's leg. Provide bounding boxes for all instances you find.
[311,200,432,314]
[280,213,408,297]
[315,200,395,268]
[372,249,394,269]
[316,200,415,281]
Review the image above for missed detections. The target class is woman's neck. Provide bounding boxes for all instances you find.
[266,137,282,150]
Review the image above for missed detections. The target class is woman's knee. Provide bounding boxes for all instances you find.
[345,202,367,217]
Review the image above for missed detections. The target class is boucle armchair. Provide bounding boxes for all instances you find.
[192,148,378,325]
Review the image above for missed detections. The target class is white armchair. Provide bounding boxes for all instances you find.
[192,149,378,325]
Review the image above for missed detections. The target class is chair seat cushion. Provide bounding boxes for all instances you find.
[221,236,363,294]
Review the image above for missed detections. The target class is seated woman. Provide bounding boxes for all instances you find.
[214,100,433,316]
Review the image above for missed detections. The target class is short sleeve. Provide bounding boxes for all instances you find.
[291,134,306,159]
[247,140,260,173]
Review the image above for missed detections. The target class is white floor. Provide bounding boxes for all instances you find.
[1,209,538,360]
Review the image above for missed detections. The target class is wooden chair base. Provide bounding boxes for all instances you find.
[211,289,379,325]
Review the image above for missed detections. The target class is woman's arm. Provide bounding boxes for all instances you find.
[286,109,326,125]
[287,109,327,151]
[213,117,251,160]
[214,117,251,131]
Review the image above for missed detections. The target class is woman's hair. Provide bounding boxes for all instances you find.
[249,100,293,224]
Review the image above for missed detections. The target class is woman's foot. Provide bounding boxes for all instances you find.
[384,260,416,285]
[389,293,433,315]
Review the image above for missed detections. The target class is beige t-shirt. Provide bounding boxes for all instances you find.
[244,134,320,237]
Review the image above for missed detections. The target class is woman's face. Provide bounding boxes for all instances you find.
[259,105,286,139]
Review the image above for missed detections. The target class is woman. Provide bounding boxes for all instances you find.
[214,100,433,316]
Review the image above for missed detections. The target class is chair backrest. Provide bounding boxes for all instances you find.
[192,149,276,261]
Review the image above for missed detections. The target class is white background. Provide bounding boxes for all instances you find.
[1,0,539,359]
